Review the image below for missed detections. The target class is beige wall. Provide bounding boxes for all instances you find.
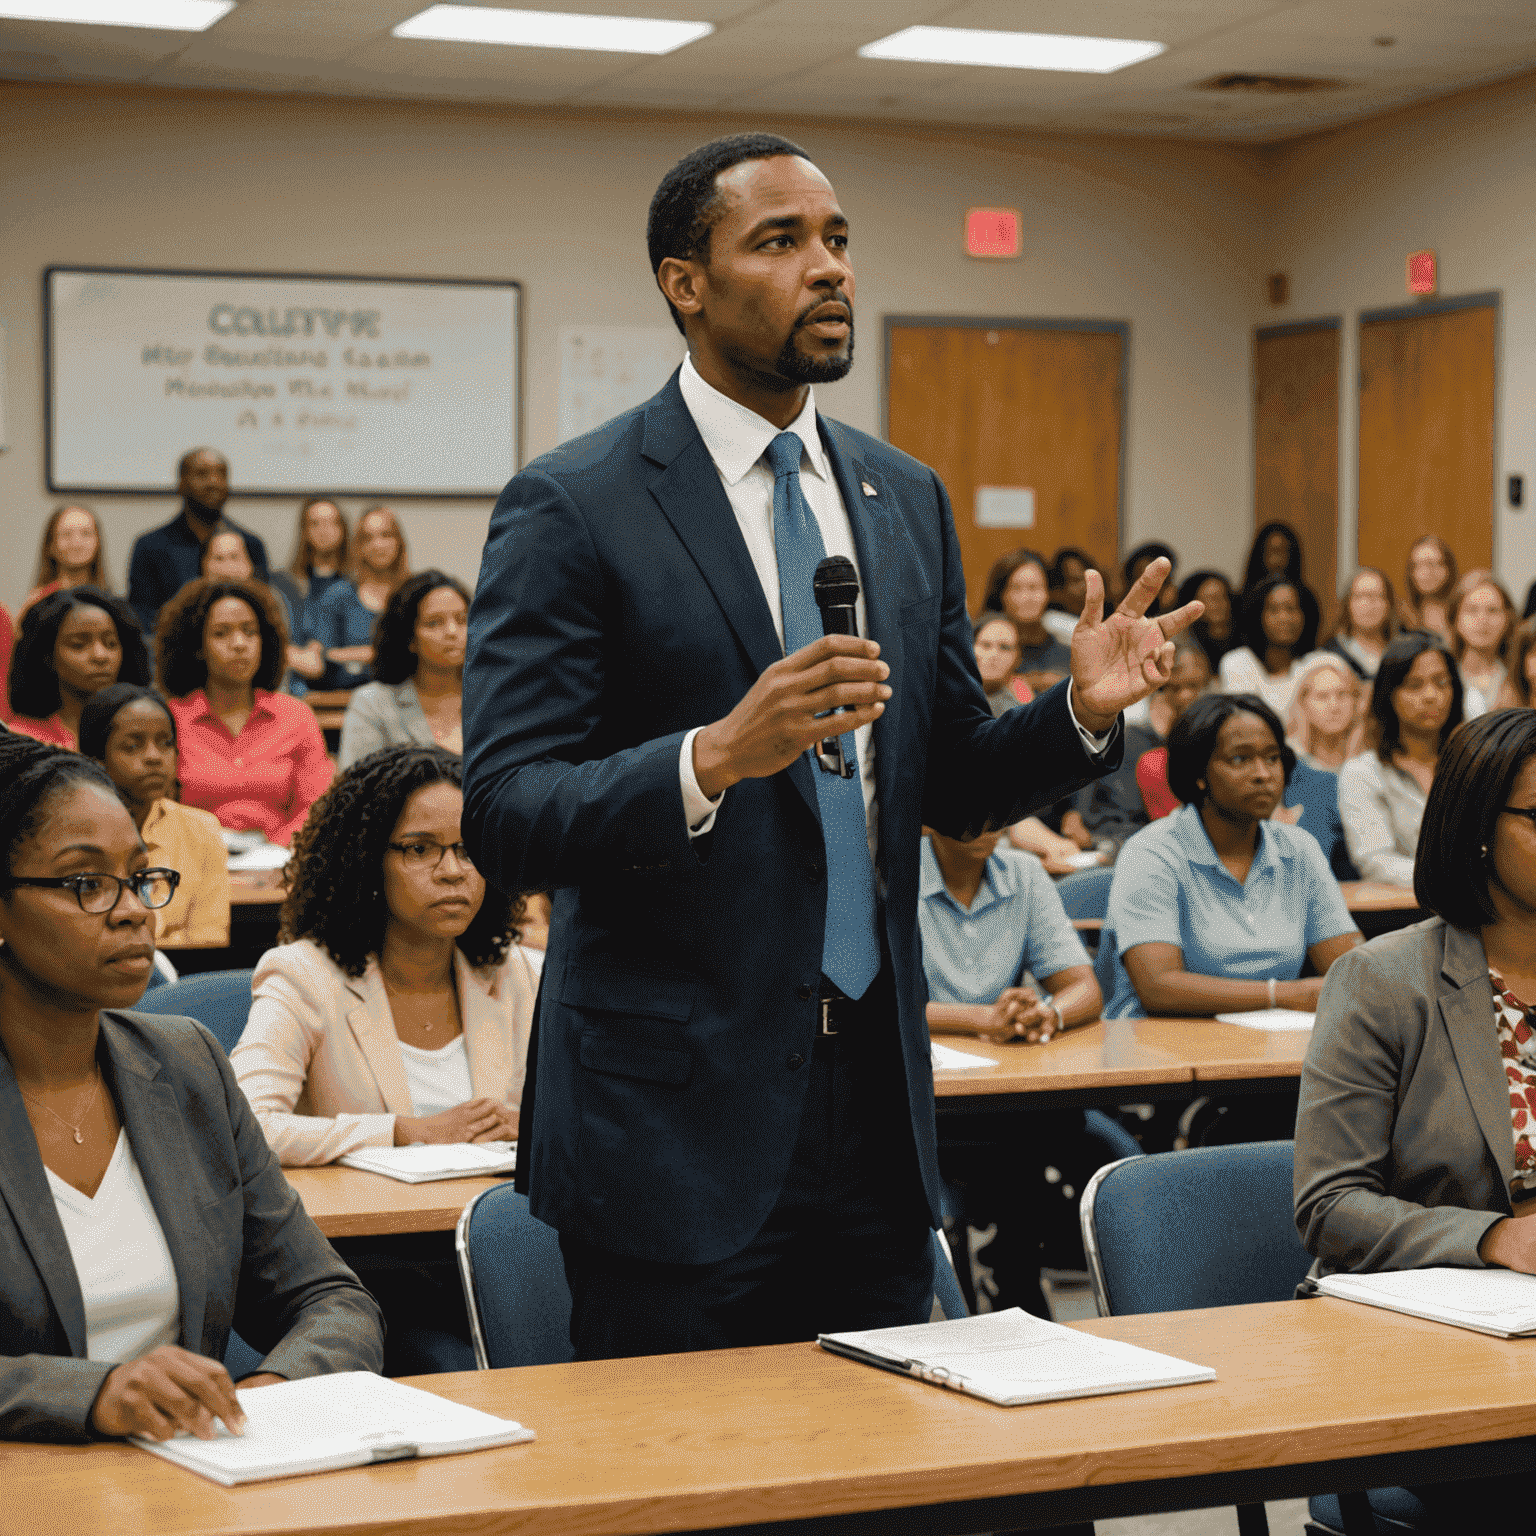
[0,81,1269,618]
[1264,69,1536,607]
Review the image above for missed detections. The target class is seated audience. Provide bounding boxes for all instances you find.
[339,572,469,768]
[1082,635,1211,858]
[1102,693,1359,1019]
[127,448,269,638]
[1448,569,1516,718]
[7,587,150,750]
[156,578,332,846]
[313,505,409,690]
[1399,534,1457,640]
[1295,708,1536,1521]
[1322,567,1397,682]
[199,523,301,670]
[1338,633,1463,887]
[1242,520,1319,614]
[920,825,1100,1315]
[1178,568,1236,672]
[980,549,1069,691]
[78,683,230,948]
[1496,617,1536,709]
[1287,653,1363,773]
[1044,545,1094,643]
[23,504,110,615]
[0,734,381,1442]
[972,613,1030,719]
[270,498,351,686]
[1120,541,1180,615]
[232,745,537,1375]
[1218,571,1318,718]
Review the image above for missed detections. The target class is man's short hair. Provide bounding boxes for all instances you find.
[1166,692,1294,808]
[646,133,810,336]
[177,446,228,480]
[1416,707,1536,929]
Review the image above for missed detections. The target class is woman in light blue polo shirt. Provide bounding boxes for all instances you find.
[1103,693,1360,1020]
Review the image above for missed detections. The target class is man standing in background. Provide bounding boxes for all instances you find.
[127,447,270,635]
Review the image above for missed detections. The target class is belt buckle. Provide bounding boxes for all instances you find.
[820,998,838,1036]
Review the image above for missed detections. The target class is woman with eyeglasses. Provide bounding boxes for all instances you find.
[0,733,382,1442]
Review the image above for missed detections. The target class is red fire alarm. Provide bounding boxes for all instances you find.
[1407,249,1437,296]
[966,208,1021,259]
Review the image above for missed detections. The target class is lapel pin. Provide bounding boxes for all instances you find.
[861,481,877,497]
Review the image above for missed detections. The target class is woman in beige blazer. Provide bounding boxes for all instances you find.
[232,745,537,1167]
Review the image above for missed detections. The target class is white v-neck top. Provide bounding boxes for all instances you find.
[46,1130,180,1363]
[396,1033,473,1118]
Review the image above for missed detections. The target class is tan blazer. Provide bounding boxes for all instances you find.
[142,797,231,948]
[231,938,539,1166]
[1294,917,1514,1284]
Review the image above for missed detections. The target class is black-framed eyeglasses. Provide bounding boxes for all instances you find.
[2,868,181,914]
[1501,806,1536,826]
[386,840,476,871]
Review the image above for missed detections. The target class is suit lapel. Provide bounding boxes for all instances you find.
[99,1016,208,1351]
[0,1050,88,1355]
[346,962,415,1115]
[1438,928,1516,1196]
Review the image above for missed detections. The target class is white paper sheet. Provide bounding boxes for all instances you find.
[931,1042,1000,1071]
[1317,1267,1536,1337]
[338,1142,515,1182]
[1213,1008,1315,1031]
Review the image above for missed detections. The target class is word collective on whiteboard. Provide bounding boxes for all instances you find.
[46,267,521,496]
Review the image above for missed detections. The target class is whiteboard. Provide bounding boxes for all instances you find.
[46,267,520,496]
[557,324,683,445]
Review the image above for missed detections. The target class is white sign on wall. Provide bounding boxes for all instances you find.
[975,485,1036,528]
[556,324,684,445]
[46,267,521,496]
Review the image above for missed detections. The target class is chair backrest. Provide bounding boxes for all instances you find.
[1054,863,1115,921]
[1080,1141,1312,1317]
[132,969,256,1057]
[456,1185,574,1369]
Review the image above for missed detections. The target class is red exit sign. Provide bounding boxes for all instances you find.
[966,208,1021,259]
[1407,249,1437,295]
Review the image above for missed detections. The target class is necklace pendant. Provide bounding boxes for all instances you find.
[73,1129,83,1145]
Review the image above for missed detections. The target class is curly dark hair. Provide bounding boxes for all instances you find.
[8,586,150,722]
[0,733,118,884]
[647,133,809,335]
[155,578,288,698]
[371,570,471,686]
[280,744,522,978]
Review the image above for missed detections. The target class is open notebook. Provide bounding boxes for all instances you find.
[1316,1267,1536,1337]
[338,1142,516,1183]
[820,1308,1215,1407]
[132,1371,534,1485]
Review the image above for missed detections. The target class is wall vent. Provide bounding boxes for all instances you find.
[1191,73,1346,94]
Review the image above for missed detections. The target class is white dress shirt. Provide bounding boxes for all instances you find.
[47,1131,180,1363]
[674,355,1110,848]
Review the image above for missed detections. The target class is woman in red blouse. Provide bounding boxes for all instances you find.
[155,578,333,845]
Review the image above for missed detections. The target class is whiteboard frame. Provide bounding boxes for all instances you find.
[44,264,524,498]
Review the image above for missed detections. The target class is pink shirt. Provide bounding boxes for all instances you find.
[167,689,333,846]
[9,712,76,750]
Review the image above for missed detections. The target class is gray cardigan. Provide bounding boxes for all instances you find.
[0,1012,384,1442]
[337,678,437,768]
[1294,917,1512,1285]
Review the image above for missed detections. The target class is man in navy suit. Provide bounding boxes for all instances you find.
[464,134,1198,1359]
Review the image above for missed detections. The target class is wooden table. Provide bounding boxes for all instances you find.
[10,1299,1536,1535]
[283,1165,506,1239]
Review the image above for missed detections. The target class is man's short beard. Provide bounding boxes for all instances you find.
[774,320,855,385]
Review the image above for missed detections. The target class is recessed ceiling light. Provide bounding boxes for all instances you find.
[858,26,1163,74]
[393,4,712,55]
[0,0,233,26]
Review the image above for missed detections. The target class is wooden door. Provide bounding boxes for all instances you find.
[885,320,1124,609]
[1358,296,1497,583]
[1254,320,1339,623]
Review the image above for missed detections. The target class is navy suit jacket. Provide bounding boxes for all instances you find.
[464,372,1117,1265]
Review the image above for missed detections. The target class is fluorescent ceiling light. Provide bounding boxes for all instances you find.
[858,26,1163,74]
[0,0,233,26]
[393,4,712,54]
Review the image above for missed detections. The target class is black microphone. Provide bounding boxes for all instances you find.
[812,556,861,778]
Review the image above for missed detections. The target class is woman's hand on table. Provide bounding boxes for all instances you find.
[1479,1209,1536,1273]
[394,1097,518,1146]
[90,1345,246,1441]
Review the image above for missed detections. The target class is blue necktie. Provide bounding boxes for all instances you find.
[765,430,881,1000]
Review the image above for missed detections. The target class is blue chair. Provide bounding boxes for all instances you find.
[1055,864,1114,921]
[1081,1143,1388,1536]
[132,969,255,1056]
[456,1186,574,1369]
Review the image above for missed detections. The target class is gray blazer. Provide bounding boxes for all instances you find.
[337,678,436,769]
[1294,917,1513,1285]
[0,1011,384,1442]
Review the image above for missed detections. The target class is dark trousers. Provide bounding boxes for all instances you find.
[560,981,935,1361]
